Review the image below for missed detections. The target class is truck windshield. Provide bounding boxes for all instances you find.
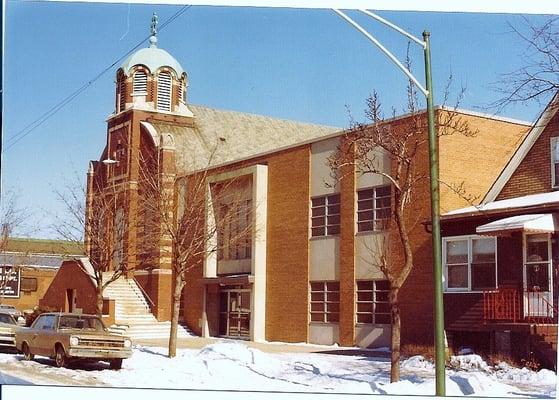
[58,316,105,331]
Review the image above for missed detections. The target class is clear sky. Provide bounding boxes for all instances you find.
[1,1,554,238]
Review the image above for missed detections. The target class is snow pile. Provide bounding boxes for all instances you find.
[449,354,491,372]
[400,355,433,370]
[494,361,557,386]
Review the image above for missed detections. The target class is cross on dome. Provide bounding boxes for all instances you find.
[149,12,158,48]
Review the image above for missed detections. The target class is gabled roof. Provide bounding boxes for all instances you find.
[482,92,559,203]
[145,104,340,174]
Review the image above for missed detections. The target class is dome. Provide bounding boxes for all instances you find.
[120,44,184,77]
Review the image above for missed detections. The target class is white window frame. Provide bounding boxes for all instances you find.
[551,137,559,189]
[442,235,498,293]
[132,71,148,95]
[157,71,172,112]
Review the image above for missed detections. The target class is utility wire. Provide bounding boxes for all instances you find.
[3,5,192,153]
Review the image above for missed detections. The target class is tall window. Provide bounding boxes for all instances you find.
[311,194,340,237]
[525,234,551,292]
[551,137,559,188]
[443,236,497,292]
[218,199,252,261]
[310,281,340,323]
[157,71,172,112]
[356,280,390,324]
[133,71,147,94]
[357,186,391,232]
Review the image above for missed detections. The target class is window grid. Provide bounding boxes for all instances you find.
[310,281,340,323]
[356,280,391,324]
[311,194,341,237]
[357,186,391,232]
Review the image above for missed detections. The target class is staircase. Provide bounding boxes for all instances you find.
[532,325,558,371]
[102,274,193,341]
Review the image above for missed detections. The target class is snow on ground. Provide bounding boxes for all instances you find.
[0,341,556,398]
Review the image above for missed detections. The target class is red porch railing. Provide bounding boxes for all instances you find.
[483,289,519,323]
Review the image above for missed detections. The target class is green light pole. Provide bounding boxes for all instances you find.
[333,9,445,396]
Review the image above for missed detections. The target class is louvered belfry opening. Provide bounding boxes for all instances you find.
[133,71,148,94]
[157,71,172,112]
[118,77,126,112]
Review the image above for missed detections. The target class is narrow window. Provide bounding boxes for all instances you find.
[551,137,559,188]
[357,185,391,232]
[157,71,172,112]
[118,77,126,112]
[311,193,341,237]
[133,71,147,94]
[310,281,340,323]
[356,280,390,324]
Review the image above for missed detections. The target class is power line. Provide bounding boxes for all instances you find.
[3,5,192,153]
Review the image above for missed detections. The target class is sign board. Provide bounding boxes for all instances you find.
[0,266,20,298]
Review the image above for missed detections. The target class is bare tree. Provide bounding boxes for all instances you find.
[0,191,29,303]
[491,16,559,111]
[139,150,255,358]
[52,174,133,316]
[328,80,475,382]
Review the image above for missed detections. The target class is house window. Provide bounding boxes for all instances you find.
[157,71,172,112]
[20,277,37,292]
[357,186,391,232]
[525,234,551,292]
[551,137,559,188]
[356,280,390,324]
[133,71,147,94]
[311,194,341,237]
[310,281,339,323]
[443,236,497,292]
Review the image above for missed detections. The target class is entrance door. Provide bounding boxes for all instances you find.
[65,289,76,313]
[218,287,251,339]
[523,233,554,318]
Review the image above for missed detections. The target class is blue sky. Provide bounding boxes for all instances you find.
[1,1,554,237]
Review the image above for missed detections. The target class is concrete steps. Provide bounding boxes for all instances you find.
[102,274,193,340]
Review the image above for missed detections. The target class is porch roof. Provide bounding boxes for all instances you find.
[476,213,558,236]
[442,191,559,220]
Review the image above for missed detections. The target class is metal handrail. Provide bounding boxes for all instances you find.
[132,276,156,308]
[525,289,558,323]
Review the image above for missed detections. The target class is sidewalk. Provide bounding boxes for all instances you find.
[135,335,391,358]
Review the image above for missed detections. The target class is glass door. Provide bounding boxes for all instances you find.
[523,233,553,318]
[218,287,251,339]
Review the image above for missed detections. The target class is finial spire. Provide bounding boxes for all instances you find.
[149,12,158,48]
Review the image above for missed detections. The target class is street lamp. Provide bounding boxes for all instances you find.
[333,9,445,396]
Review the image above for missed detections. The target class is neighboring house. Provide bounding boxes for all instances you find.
[0,238,84,311]
[52,19,535,350]
[441,93,559,368]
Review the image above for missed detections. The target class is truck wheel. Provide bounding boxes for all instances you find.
[54,345,68,368]
[22,343,34,361]
[109,359,123,370]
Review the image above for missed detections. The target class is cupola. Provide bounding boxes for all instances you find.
[114,13,193,117]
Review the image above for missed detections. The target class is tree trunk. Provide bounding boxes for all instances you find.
[168,273,185,358]
[389,285,401,383]
[96,288,104,317]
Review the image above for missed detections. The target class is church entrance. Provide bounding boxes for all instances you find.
[218,286,251,339]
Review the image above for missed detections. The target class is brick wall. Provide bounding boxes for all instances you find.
[265,146,311,343]
[39,260,98,315]
[1,267,56,311]
[498,111,559,199]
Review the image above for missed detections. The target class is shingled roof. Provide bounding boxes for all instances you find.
[147,104,340,173]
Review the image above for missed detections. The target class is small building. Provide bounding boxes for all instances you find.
[0,238,84,312]
[441,93,559,368]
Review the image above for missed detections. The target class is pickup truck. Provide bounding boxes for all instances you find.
[15,313,132,369]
